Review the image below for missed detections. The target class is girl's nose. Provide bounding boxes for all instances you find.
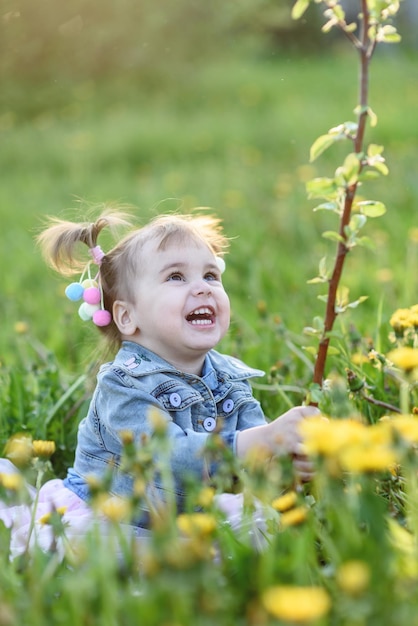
[192,279,212,296]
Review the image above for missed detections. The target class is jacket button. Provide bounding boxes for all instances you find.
[222,399,234,413]
[203,417,216,432]
[169,392,182,408]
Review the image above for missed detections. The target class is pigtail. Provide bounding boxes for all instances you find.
[37,209,133,276]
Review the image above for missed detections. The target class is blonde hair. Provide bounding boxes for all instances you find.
[37,208,229,350]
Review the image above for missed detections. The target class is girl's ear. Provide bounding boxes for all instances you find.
[112,301,139,336]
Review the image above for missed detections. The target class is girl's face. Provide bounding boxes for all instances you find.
[115,237,230,374]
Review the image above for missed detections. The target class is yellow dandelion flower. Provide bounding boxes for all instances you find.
[262,585,331,623]
[32,440,56,458]
[4,434,33,467]
[14,321,29,334]
[387,518,418,579]
[339,443,397,473]
[351,352,369,365]
[97,496,131,523]
[387,347,418,371]
[300,417,366,457]
[147,406,168,434]
[176,513,217,538]
[0,472,23,491]
[388,415,418,444]
[389,308,413,332]
[197,487,216,508]
[280,506,308,528]
[359,420,392,446]
[272,490,298,512]
[119,430,135,445]
[336,560,370,595]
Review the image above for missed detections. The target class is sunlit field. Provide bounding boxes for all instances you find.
[2,50,418,372]
[2,1,418,622]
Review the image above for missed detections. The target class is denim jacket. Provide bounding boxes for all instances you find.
[65,341,266,522]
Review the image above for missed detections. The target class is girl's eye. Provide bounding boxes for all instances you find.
[167,272,184,281]
[205,272,220,282]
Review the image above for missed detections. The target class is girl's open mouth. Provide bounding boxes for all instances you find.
[186,306,215,326]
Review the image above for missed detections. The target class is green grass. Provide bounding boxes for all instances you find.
[1,49,418,378]
[2,40,418,626]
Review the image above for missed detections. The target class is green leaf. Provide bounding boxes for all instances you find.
[373,161,389,175]
[313,201,340,213]
[318,257,327,277]
[359,170,380,182]
[327,346,340,356]
[303,326,321,336]
[368,106,378,127]
[310,134,337,162]
[356,236,376,251]
[368,144,384,157]
[377,25,401,44]
[291,0,310,20]
[357,200,387,218]
[322,231,345,243]
[347,296,369,309]
[303,346,318,357]
[351,214,367,230]
[306,177,337,199]
[307,276,327,284]
[341,153,361,185]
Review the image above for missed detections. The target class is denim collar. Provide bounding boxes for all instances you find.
[113,341,264,383]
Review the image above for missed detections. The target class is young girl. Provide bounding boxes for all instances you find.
[1,209,318,554]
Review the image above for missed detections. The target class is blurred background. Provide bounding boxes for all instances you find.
[1,0,417,373]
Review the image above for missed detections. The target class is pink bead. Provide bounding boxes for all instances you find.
[83,287,101,305]
[93,309,112,327]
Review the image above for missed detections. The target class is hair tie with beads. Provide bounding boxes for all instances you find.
[64,246,111,327]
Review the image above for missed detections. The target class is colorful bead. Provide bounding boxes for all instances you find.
[93,309,112,327]
[83,287,101,305]
[78,302,100,321]
[65,282,84,301]
[81,279,98,289]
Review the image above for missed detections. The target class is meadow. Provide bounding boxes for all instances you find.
[2,7,418,622]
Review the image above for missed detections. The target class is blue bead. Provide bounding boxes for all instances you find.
[65,282,84,301]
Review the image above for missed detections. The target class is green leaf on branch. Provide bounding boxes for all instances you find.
[307,257,329,284]
[291,0,310,20]
[366,143,389,174]
[310,121,360,162]
[327,346,340,356]
[310,134,338,162]
[359,170,380,181]
[304,316,324,335]
[357,200,387,217]
[347,296,368,309]
[368,107,378,127]
[376,24,402,43]
[356,236,376,250]
[341,153,361,185]
[354,105,377,127]
[306,177,338,199]
[322,231,345,244]
[305,383,323,405]
[313,201,340,213]
[350,214,367,230]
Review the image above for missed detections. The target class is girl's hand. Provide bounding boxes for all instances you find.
[236,405,320,482]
